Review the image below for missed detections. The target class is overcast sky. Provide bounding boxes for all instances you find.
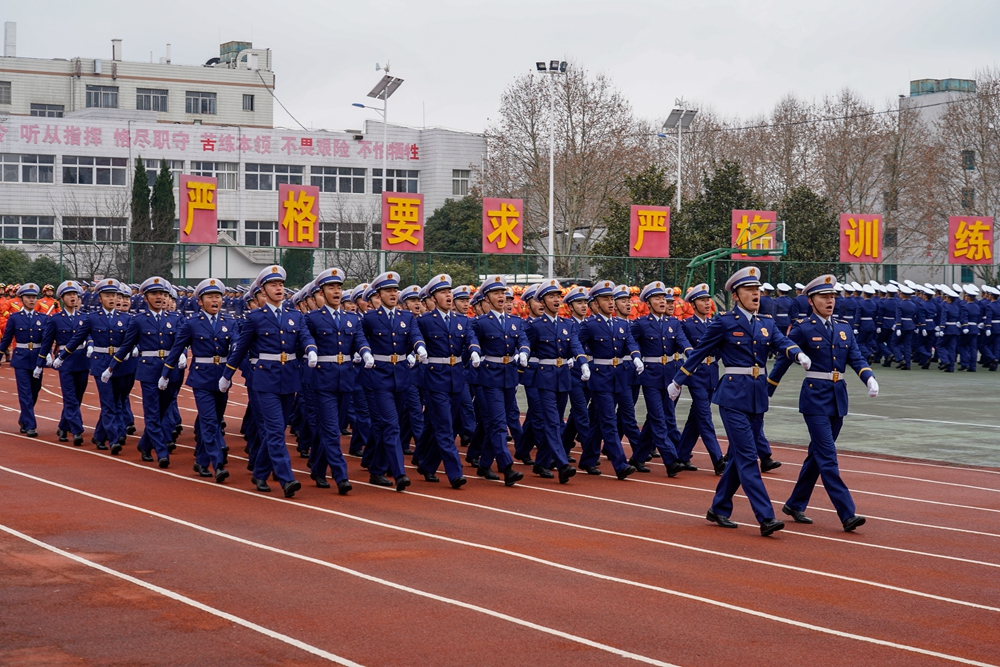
[5,0,998,133]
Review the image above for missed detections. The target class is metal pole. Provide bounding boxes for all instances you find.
[677,125,682,213]
[380,87,388,274]
[548,74,555,279]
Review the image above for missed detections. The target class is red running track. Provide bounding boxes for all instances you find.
[1,367,998,667]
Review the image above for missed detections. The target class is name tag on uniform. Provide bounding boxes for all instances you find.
[812,336,822,341]
[732,331,744,337]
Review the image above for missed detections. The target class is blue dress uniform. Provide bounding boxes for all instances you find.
[671,267,803,534]
[114,284,140,438]
[893,289,918,369]
[304,268,370,492]
[959,289,983,371]
[110,277,183,466]
[774,285,794,333]
[769,275,874,531]
[981,288,1000,371]
[162,278,234,482]
[398,285,426,455]
[223,266,318,497]
[360,272,427,491]
[936,291,963,372]
[676,284,725,474]
[559,287,595,463]
[39,281,89,444]
[513,284,541,466]
[758,284,777,320]
[469,276,529,486]
[575,280,641,479]
[415,274,480,487]
[56,279,131,453]
[346,284,373,458]
[524,279,588,483]
[1,284,47,436]
[855,288,878,359]
[628,281,691,474]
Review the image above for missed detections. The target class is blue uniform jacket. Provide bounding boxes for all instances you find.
[680,315,720,391]
[758,295,777,320]
[964,300,983,331]
[895,299,918,332]
[576,314,640,394]
[39,309,89,373]
[1,310,48,370]
[630,314,692,389]
[305,307,370,393]
[938,300,963,335]
[525,314,586,393]
[62,309,131,377]
[470,311,530,390]
[775,295,794,330]
[417,309,480,394]
[794,294,811,322]
[856,298,877,332]
[769,316,874,417]
[224,305,317,394]
[360,306,425,392]
[112,310,182,383]
[162,311,237,390]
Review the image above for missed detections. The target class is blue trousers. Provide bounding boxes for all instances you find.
[959,332,979,370]
[938,334,958,370]
[314,389,351,483]
[137,380,179,460]
[710,407,775,524]
[786,414,856,522]
[514,386,541,460]
[534,388,570,470]
[677,384,723,465]
[897,330,913,366]
[367,388,407,479]
[192,388,227,471]
[420,388,465,482]
[457,384,476,438]
[349,385,370,455]
[477,386,516,472]
[580,389,630,473]
[14,367,41,430]
[121,374,135,427]
[561,381,592,456]
[632,385,680,465]
[57,370,89,436]
[856,328,875,358]
[400,384,424,448]
[251,390,296,486]
[466,385,487,463]
[94,375,126,445]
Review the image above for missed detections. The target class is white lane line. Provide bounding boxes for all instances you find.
[0,467,678,667]
[1,458,995,667]
[0,523,365,667]
[765,443,1000,476]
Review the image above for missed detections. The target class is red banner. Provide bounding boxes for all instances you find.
[381,192,424,252]
[839,214,882,263]
[948,216,994,264]
[482,198,524,254]
[178,174,218,244]
[731,210,778,261]
[629,205,670,258]
[278,183,320,248]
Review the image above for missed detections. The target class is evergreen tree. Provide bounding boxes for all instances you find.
[148,158,176,278]
[130,156,152,277]
[425,196,482,255]
[670,160,761,259]
[282,248,314,286]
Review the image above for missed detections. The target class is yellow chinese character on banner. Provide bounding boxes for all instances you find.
[282,189,317,243]
[953,219,993,261]
[735,214,774,252]
[633,209,668,252]
[845,217,880,259]
[385,196,422,245]
[184,180,216,234]
[486,202,521,249]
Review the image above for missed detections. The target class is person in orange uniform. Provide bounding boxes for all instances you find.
[35,284,61,316]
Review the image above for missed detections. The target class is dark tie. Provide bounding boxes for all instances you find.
[826,320,832,338]
[334,310,340,329]
[443,313,450,328]
[498,313,504,328]
[212,315,219,332]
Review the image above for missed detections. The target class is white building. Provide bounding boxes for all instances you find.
[0,25,486,284]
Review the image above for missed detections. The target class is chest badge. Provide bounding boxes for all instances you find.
[166,322,172,328]
[619,327,624,334]
[400,321,406,329]
[221,326,228,333]
[288,319,295,327]
[117,321,123,327]
[512,324,517,331]
[562,328,568,335]
[347,320,353,328]
[457,324,463,331]
[35,320,41,326]
[761,328,769,337]
[668,327,673,333]
[840,330,847,340]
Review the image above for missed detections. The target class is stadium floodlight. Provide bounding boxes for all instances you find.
[535,59,569,279]
[659,99,697,212]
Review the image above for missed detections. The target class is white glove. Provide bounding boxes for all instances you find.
[517,352,528,367]
[86,345,94,358]
[32,366,43,379]
[633,357,645,375]
[796,352,812,371]
[667,381,682,401]
[470,351,481,368]
[353,352,362,364]
[579,362,591,382]
[979,322,985,329]
[307,350,317,368]
[895,329,902,337]
[876,327,881,334]
[853,329,859,335]
[100,368,112,384]
[157,376,169,391]
[867,377,879,398]
[962,328,969,334]
[52,356,63,370]
[416,346,428,363]
[987,330,993,337]
[566,357,574,369]
[936,330,944,338]
[922,329,928,337]
[363,352,375,369]
[132,347,139,358]
[406,354,416,368]
[45,354,53,367]
[219,377,231,392]
[177,354,187,370]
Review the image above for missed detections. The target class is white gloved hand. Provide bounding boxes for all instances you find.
[100,368,112,384]
[922,329,928,337]
[307,350,318,368]
[517,352,528,367]
[667,381,682,402]
[867,377,879,398]
[86,345,94,358]
[876,327,881,334]
[796,352,812,371]
[132,347,139,358]
[45,354,53,367]
[566,357,574,369]
[895,329,902,337]
[633,357,645,375]
[32,366,43,379]
[353,352,362,364]
[962,328,969,334]
[406,354,416,368]
[936,330,944,338]
[987,329,993,337]
[363,352,375,369]
[52,356,64,370]
[157,376,169,391]
[979,322,985,329]
[853,329,859,335]
[470,351,481,368]
[416,346,428,363]
[219,377,231,392]
[177,354,187,370]
[579,362,591,382]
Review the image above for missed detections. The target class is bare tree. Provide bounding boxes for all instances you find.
[58,188,132,281]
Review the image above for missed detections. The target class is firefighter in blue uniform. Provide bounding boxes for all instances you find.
[893,285,918,369]
[982,286,1000,371]
[161,278,235,483]
[514,283,543,469]
[768,274,874,532]
[360,271,427,492]
[304,268,369,494]
[398,284,425,456]
[959,285,983,371]
[39,281,88,446]
[114,281,140,441]
[774,283,794,333]
[855,284,878,360]
[414,273,480,488]
[759,283,777,320]
[669,267,808,536]
[469,275,528,487]
[793,283,810,323]
[1,283,47,437]
[935,287,962,372]
[560,286,595,466]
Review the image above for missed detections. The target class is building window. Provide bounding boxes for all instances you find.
[191,161,238,190]
[882,189,898,212]
[243,94,255,111]
[144,159,184,188]
[961,187,975,210]
[0,81,10,105]
[218,219,238,242]
[30,103,64,118]
[319,221,375,250]
[961,149,976,171]
[882,264,897,283]
[311,166,365,194]
[62,156,127,186]
[61,217,127,242]
[244,163,303,191]
[452,169,470,196]
[245,221,277,246]
[883,227,898,248]
[1,215,55,244]
[373,168,418,194]
[136,88,168,112]
[185,91,217,115]
[86,85,119,109]
[2,154,55,183]
[961,266,974,282]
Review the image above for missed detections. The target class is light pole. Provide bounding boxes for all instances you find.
[353,63,403,273]
[535,60,567,279]
[657,99,697,212]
